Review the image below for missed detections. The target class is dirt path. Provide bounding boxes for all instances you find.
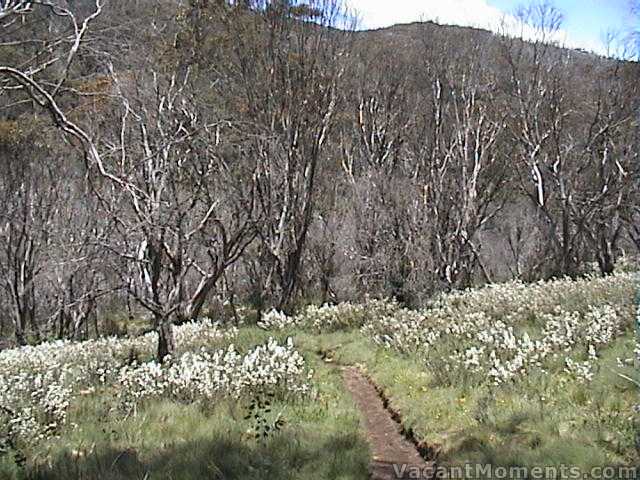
[342,367,435,480]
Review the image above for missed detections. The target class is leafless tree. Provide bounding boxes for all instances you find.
[573,61,639,274]
[45,188,112,340]
[415,71,506,289]
[1,0,637,333]
[499,4,640,277]
[0,136,53,344]
[0,1,104,102]
[340,48,412,177]
[198,0,354,311]
[1,3,256,358]
[498,4,586,277]
[80,71,258,359]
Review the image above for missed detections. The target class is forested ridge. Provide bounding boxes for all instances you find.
[0,0,638,359]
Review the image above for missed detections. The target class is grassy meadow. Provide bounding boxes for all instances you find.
[1,272,638,479]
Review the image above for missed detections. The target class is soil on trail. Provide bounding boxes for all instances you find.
[343,367,435,480]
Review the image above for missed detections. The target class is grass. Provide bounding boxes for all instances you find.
[310,329,639,474]
[26,396,368,480]
[2,327,369,480]
[2,273,638,479]
[3,325,638,479]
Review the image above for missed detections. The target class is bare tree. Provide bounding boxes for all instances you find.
[499,4,640,277]
[0,1,104,101]
[498,3,588,277]
[340,47,412,177]
[46,188,112,340]
[0,137,54,345]
[195,0,354,311]
[335,32,508,300]
[573,61,639,274]
[1,3,256,358]
[415,73,506,289]
[82,71,258,359]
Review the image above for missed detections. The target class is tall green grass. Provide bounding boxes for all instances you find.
[1,328,369,480]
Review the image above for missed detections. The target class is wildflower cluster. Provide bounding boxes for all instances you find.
[360,308,442,353]
[117,337,312,411]
[297,302,369,332]
[448,305,621,385]
[0,319,238,449]
[362,273,636,386]
[613,255,640,274]
[174,318,239,351]
[428,273,635,323]
[564,354,596,382]
[257,309,300,330]
[259,298,400,333]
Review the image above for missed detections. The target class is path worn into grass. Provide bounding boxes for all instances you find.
[342,367,434,480]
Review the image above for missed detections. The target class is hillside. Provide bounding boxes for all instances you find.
[0,2,639,477]
[0,0,637,332]
[1,271,638,478]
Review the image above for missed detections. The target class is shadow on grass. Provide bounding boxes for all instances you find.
[26,430,369,480]
[438,420,639,478]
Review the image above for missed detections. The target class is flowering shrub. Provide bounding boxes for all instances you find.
[293,298,400,332]
[361,308,443,353]
[1,371,72,448]
[297,302,367,332]
[564,355,595,382]
[614,255,640,274]
[0,319,255,450]
[362,273,636,387]
[257,309,299,331]
[427,273,635,324]
[174,318,239,351]
[252,298,400,333]
[117,337,312,412]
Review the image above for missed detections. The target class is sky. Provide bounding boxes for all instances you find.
[345,0,636,56]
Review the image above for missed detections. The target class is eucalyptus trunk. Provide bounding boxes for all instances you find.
[156,316,175,362]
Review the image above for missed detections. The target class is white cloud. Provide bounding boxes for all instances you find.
[345,0,605,54]
[347,0,501,30]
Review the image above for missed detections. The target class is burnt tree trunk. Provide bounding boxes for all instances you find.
[157,317,175,362]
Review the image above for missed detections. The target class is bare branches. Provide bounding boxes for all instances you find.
[52,0,104,95]
[0,1,32,21]
[0,0,637,343]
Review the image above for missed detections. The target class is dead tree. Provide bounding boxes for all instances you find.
[85,71,258,360]
[0,3,256,359]
[200,0,354,310]
[499,4,586,277]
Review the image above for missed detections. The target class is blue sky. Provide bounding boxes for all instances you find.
[346,0,635,55]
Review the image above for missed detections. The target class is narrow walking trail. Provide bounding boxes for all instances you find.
[342,367,435,480]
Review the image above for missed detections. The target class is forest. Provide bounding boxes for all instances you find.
[0,0,637,358]
[0,1,639,478]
